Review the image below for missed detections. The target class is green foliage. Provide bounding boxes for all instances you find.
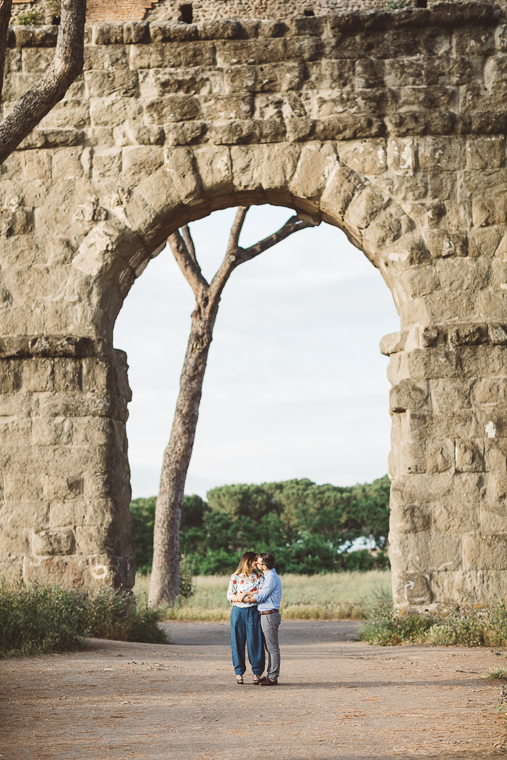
[80,588,167,644]
[359,594,433,645]
[386,0,408,9]
[486,668,507,680]
[17,9,42,25]
[0,580,167,657]
[0,580,86,656]
[130,496,157,574]
[131,477,391,579]
[46,0,61,21]
[361,601,507,647]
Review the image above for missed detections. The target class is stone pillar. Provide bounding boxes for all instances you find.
[385,323,507,608]
[0,336,135,589]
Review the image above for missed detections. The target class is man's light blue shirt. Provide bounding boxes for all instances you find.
[253,568,282,612]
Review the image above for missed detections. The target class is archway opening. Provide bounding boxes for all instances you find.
[113,203,400,586]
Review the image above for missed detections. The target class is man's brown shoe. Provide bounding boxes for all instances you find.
[259,677,278,686]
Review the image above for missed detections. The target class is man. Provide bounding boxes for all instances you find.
[238,552,282,686]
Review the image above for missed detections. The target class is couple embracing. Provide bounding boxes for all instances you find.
[227,552,282,686]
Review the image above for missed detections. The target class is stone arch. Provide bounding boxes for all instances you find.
[71,141,426,339]
[4,4,507,607]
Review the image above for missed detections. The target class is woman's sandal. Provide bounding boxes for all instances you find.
[252,674,262,685]
[236,675,244,685]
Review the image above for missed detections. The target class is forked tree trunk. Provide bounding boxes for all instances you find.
[148,211,316,606]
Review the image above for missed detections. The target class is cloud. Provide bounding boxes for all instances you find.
[115,206,400,498]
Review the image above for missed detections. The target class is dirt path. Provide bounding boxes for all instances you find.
[1,620,507,759]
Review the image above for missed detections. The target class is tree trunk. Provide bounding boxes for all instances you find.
[148,213,316,606]
[149,302,215,606]
[0,0,86,165]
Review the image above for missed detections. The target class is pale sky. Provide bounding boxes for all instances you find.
[113,204,401,500]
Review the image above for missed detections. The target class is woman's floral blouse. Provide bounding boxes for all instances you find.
[227,572,264,608]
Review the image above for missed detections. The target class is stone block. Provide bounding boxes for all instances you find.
[193,146,233,195]
[289,142,337,200]
[389,531,461,573]
[216,38,286,66]
[22,554,118,589]
[387,138,417,175]
[338,139,387,176]
[391,571,433,605]
[390,378,429,413]
[454,27,495,56]
[380,331,407,356]
[362,202,414,250]
[390,86,457,113]
[466,136,505,170]
[307,60,354,90]
[0,527,30,557]
[130,42,216,70]
[122,146,164,180]
[429,377,473,412]
[344,185,389,232]
[426,439,455,474]
[144,96,201,124]
[75,526,111,554]
[462,534,507,571]
[84,45,129,71]
[408,348,458,380]
[32,418,73,447]
[224,63,306,93]
[32,528,75,556]
[320,162,364,222]
[417,137,464,172]
[456,439,485,473]
[90,98,142,128]
[85,70,139,99]
[481,504,507,535]
[163,147,202,204]
[39,100,90,130]
[92,148,122,179]
[400,265,440,298]
[202,95,254,122]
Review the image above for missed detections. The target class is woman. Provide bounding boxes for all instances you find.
[227,551,265,684]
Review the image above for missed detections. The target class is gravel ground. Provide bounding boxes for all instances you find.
[1,620,507,759]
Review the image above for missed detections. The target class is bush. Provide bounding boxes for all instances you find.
[0,580,168,657]
[360,596,433,645]
[17,9,42,25]
[80,587,167,644]
[0,580,86,656]
[361,601,507,647]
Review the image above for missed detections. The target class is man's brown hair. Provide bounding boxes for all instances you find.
[258,552,275,570]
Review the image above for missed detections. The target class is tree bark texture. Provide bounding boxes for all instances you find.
[149,211,317,606]
[0,0,86,165]
[0,0,13,104]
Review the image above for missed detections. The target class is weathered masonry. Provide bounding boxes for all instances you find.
[2,3,507,606]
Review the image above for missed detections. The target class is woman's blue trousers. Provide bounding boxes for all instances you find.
[230,606,265,676]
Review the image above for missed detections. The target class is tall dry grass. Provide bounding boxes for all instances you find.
[135,570,392,621]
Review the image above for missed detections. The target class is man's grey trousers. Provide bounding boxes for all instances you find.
[260,611,281,680]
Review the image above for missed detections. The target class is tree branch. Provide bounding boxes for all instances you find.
[0,0,87,165]
[181,224,198,267]
[0,0,13,104]
[168,229,209,299]
[227,206,249,257]
[240,215,318,262]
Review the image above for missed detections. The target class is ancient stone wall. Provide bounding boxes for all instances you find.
[2,4,507,605]
[9,0,402,26]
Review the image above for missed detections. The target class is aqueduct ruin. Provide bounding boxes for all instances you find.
[1,0,507,607]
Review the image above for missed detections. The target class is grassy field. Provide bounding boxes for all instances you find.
[134,570,392,621]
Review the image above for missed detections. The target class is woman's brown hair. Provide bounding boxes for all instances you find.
[234,551,258,577]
